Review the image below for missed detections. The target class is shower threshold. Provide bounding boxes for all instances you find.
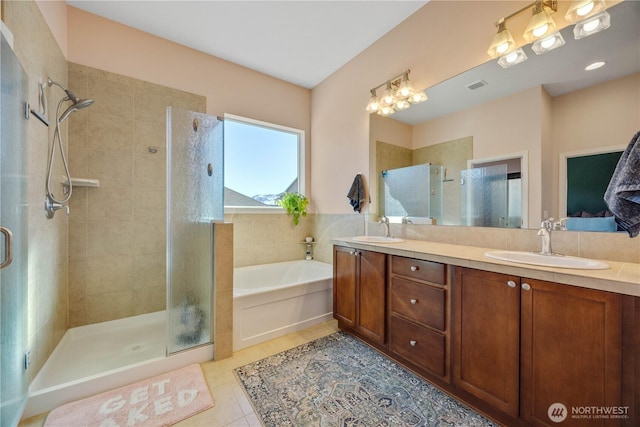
[23,311,213,419]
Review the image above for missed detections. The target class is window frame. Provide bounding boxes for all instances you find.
[223,113,306,214]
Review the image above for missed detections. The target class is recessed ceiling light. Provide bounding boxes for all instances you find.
[585,61,606,71]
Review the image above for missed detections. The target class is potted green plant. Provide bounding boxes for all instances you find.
[277,192,309,226]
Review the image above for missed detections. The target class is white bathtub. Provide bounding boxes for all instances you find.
[233,260,333,351]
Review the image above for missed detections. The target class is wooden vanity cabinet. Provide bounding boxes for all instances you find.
[453,268,521,417]
[520,277,622,426]
[388,256,449,380]
[333,246,386,345]
[454,267,623,426]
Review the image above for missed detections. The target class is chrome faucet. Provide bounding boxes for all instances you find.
[379,215,390,238]
[537,218,554,255]
[44,195,69,219]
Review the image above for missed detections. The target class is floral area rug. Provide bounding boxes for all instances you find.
[234,332,496,426]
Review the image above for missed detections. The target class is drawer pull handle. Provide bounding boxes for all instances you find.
[410,265,419,272]
[522,283,531,291]
[507,280,517,288]
[410,298,418,305]
[409,340,417,347]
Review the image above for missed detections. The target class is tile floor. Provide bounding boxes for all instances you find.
[19,320,340,427]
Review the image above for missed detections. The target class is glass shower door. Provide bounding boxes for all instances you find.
[166,107,223,354]
[1,31,29,426]
[460,164,508,227]
[382,163,431,219]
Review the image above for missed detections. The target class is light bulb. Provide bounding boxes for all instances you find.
[577,2,594,16]
[395,99,410,110]
[506,52,519,63]
[496,42,510,54]
[533,23,549,38]
[541,35,556,49]
[583,18,600,32]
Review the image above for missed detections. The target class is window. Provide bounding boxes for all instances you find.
[224,114,305,209]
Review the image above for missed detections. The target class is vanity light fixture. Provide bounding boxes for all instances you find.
[531,31,565,55]
[365,69,427,117]
[488,0,557,66]
[487,19,516,58]
[523,0,558,43]
[565,0,606,23]
[573,11,610,39]
[488,0,611,67]
[498,48,528,68]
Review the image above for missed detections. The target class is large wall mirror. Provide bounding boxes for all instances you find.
[369,0,639,232]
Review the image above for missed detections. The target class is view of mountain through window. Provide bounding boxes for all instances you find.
[224,116,303,207]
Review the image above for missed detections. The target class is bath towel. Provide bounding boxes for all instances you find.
[604,130,640,237]
[347,173,366,213]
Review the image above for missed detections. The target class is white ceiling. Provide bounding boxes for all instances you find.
[66,0,428,89]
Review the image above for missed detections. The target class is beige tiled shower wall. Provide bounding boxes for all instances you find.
[4,0,70,381]
[67,63,206,327]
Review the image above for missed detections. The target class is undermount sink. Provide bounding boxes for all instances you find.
[485,250,610,270]
[352,236,405,243]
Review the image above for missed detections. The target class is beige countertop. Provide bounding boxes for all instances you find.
[332,237,640,297]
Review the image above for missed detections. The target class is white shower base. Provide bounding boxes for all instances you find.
[23,311,213,418]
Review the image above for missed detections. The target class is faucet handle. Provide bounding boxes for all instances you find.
[540,217,554,230]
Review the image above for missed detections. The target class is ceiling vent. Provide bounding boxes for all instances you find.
[466,80,488,90]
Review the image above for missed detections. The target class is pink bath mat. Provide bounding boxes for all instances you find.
[44,364,214,427]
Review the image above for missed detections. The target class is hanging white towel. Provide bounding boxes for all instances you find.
[604,130,640,237]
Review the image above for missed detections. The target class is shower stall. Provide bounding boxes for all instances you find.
[380,163,444,224]
[24,106,224,417]
[1,28,29,427]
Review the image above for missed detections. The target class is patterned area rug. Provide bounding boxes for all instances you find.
[235,332,496,426]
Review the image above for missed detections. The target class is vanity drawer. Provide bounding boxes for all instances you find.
[389,315,445,377]
[391,277,445,331]
[391,256,445,285]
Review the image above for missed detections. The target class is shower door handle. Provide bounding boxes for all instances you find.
[0,226,13,269]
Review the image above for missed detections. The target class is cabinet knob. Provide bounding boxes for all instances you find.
[410,265,419,272]
[409,340,417,347]
[522,283,531,291]
[507,280,517,288]
[410,298,418,305]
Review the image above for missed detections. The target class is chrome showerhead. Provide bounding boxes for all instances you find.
[59,98,94,123]
[47,77,94,123]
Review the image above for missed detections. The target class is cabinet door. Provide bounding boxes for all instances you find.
[333,246,357,327]
[453,268,521,417]
[520,279,622,426]
[357,250,387,344]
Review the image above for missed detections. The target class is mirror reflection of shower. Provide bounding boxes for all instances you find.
[381,163,444,224]
[44,78,94,219]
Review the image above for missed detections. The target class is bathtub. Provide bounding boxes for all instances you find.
[233,260,333,351]
[23,311,213,418]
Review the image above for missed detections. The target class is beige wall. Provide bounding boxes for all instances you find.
[551,72,640,218]
[65,6,311,188]
[311,0,539,214]
[3,0,69,380]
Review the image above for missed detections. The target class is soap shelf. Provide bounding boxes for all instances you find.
[62,177,100,188]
